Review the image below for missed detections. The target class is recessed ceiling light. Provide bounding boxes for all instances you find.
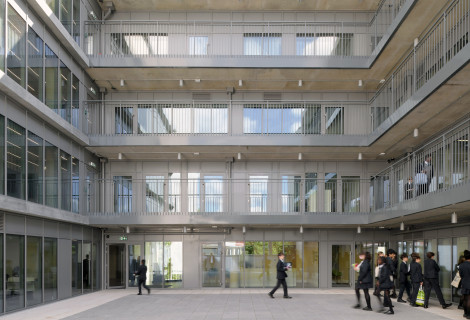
[379,152,386,156]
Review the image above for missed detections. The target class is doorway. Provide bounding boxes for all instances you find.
[108,244,126,288]
[202,243,223,287]
[331,244,352,287]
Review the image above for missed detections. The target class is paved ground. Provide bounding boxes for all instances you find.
[1,288,465,320]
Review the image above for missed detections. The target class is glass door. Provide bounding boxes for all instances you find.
[128,244,144,288]
[202,243,222,287]
[108,244,126,288]
[331,244,352,287]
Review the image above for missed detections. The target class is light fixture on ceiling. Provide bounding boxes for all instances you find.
[237,152,242,160]
[118,152,122,160]
[195,79,201,83]
[413,128,419,138]
[183,226,187,233]
[126,226,130,234]
[358,152,363,160]
[179,79,183,87]
[120,79,125,87]
[239,80,243,87]
[400,222,405,231]
[298,80,303,87]
[300,226,303,234]
[379,79,386,84]
[379,152,386,156]
[414,38,419,47]
[358,79,363,87]
[298,153,302,160]
[357,226,362,234]
[177,153,182,160]
[194,152,200,156]
[451,212,458,224]
[242,226,246,234]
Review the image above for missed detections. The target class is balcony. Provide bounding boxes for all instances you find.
[83,0,413,68]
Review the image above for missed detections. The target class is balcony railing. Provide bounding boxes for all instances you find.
[83,0,408,59]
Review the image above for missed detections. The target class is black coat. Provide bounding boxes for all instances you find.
[276,259,288,280]
[410,261,423,283]
[458,261,470,295]
[378,264,393,289]
[399,261,410,284]
[424,259,440,279]
[135,264,147,280]
[385,256,396,276]
[357,260,373,289]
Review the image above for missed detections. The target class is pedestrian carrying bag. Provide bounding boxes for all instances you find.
[451,271,461,288]
[416,285,425,306]
[415,173,427,185]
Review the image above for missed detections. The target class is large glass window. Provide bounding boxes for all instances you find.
[164,242,183,288]
[59,62,71,122]
[145,242,163,288]
[204,176,224,212]
[60,150,71,211]
[453,237,468,303]
[325,173,337,212]
[26,236,42,306]
[244,241,265,287]
[115,106,133,134]
[92,241,100,291]
[325,106,344,134]
[296,33,352,56]
[145,175,165,212]
[6,234,25,312]
[0,234,3,313]
[284,241,303,288]
[437,238,452,301]
[265,241,283,287]
[72,0,80,43]
[225,241,244,288]
[0,115,5,195]
[44,237,57,302]
[128,244,143,287]
[45,45,59,112]
[72,157,79,213]
[72,240,82,295]
[114,176,132,213]
[7,120,26,199]
[0,0,5,71]
[342,176,360,212]
[71,75,80,128]
[83,242,92,293]
[249,176,268,212]
[282,176,301,212]
[45,141,58,208]
[305,173,318,212]
[27,132,43,204]
[244,33,281,55]
[304,241,319,288]
[188,173,200,213]
[60,0,72,33]
[27,28,44,101]
[189,36,208,55]
[7,5,26,87]
[168,173,180,212]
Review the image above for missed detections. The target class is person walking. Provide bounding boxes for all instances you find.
[268,252,292,299]
[423,252,452,309]
[397,253,411,303]
[377,256,394,315]
[374,251,385,297]
[353,252,373,311]
[457,255,466,310]
[459,250,470,319]
[409,253,423,307]
[134,259,151,295]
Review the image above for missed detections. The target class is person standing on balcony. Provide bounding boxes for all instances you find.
[410,253,423,307]
[459,250,470,319]
[404,177,414,200]
[397,253,411,303]
[353,252,373,311]
[423,252,452,309]
[268,252,292,299]
[416,155,433,195]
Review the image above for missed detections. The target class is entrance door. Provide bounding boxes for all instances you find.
[331,244,352,287]
[108,244,126,288]
[128,244,144,288]
[202,243,223,287]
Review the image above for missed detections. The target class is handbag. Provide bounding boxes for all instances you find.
[451,271,461,288]
[416,285,425,306]
[415,173,427,185]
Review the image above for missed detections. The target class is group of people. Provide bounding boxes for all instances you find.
[405,154,434,200]
[354,248,470,317]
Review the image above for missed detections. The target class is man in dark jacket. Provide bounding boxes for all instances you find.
[268,252,291,299]
[378,256,394,315]
[397,253,411,303]
[134,259,151,295]
[459,250,470,319]
[410,253,423,307]
[385,249,397,300]
[423,252,452,309]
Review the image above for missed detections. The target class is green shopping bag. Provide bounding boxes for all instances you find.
[416,285,425,306]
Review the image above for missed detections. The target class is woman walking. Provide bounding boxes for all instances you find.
[353,252,373,311]
[377,256,394,315]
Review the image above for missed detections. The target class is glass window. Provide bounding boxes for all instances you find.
[164,242,183,288]
[44,237,57,301]
[244,33,281,55]
[7,120,26,199]
[27,28,44,101]
[0,0,5,71]
[325,173,337,212]
[72,0,80,44]
[0,234,3,313]
[244,241,265,287]
[284,241,303,288]
[115,106,133,134]
[145,175,165,212]
[145,242,163,288]
[325,106,344,134]
[265,241,283,287]
[71,75,80,128]
[168,173,180,212]
[114,176,132,213]
[7,5,26,87]
[148,34,168,55]
[305,173,317,212]
[437,238,452,301]
[194,104,228,134]
[46,0,58,15]
[45,45,59,112]
[189,36,208,55]
[59,62,71,122]
[0,115,5,195]
[453,237,468,303]
[225,241,244,288]
[72,157,79,213]
[26,236,42,306]
[83,242,92,292]
[60,150,71,211]
[355,242,373,282]
[188,173,200,213]
[204,176,224,212]
[296,33,352,56]
[6,234,25,312]
[45,141,58,208]
[304,241,319,288]
[282,175,301,212]
[27,132,43,204]
[332,244,350,287]
[250,176,268,212]
[342,176,360,212]
[60,0,72,33]
[128,244,143,287]
[92,241,100,291]
[72,240,82,295]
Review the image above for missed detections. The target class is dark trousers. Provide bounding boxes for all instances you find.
[463,294,470,315]
[138,278,150,294]
[355,288,371,308]
[270,279,288,297]
[410,282,421,304]
[424,278,446,305]
[398,280,411,300]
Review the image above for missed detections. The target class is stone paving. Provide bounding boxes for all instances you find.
[1,288,465,320]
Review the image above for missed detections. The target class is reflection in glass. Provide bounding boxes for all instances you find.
[437,238,452,301]
[244,33,281,55]
[72,157,79,213]
[45,45,58,112]
[7,120,26,199]
[7,5,26,87]
[202,243,221,287]
[145,176,165,212]
[332,245,350,287]
[225,241,244,288]
[453,237,468,303]
[82,242,92,292]
[0,116,4,195]
[204,176,223,212]
[250,176,268,212]
[342,176,360,212]
[72,0,80,43]
[145,242,163,288]
[27,29,44,101]
[0,0,5,71]
[114,176,132,213]
[304,241,319,288]
[189,36,208,55]
[71,75,80,128]
[129,244,143,287]
[164,242,183,288]
[28,132,43,204]
[44,237,57,301]
[296,33,352,56]
[169,173,181,212]
[188,173,200,212]
[115,106,133,134]
[26,236,42,306]
[60,150,71,211]
[60,0,72,33]
[325,107,344,134]
[92,242,100,291]
[325,173,337,212]
[72,240,82,295]
[6,234,25,312]
[284,241,303,288]
[265,241,283,288]
[45,141,58,208]
[60,62,71,122]
[244,241,264,287]
[305,173,317,212]
[282,176,301,212]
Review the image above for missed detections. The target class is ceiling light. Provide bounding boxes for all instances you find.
[379,152,386,156]
[358,152,363,160]
[414,38,419,47]
[298,153,302,160]
[400,222,405,231]
[298,80,303,87]
[300,226,303,234]
[212,225,218,229]
[179,79,183,87]
[357,226,361,234]
[120,79,125,87]
[379,226,385,229]
[413,128,419,138]
[358,80,363,87]
[126,226,130,234]
[237,152,242,160]
[177,153,181,160]
[239,80,243,87]
[195,79,201,83]
[379,79,386,84]
[183,226,187,233]
[118,152,122,160]
[242,226,246,233]
[451,212,458,224]
[194,152,200,156]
